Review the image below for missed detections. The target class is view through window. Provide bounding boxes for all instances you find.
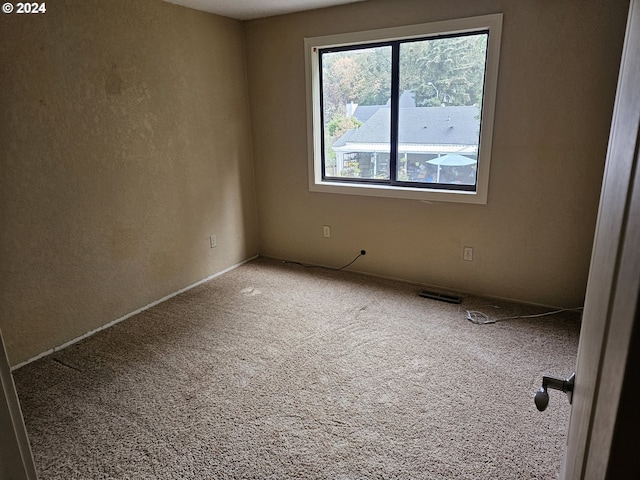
[320,33,487,190]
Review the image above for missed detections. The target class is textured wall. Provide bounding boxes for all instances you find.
[244,0,630,307]
[0,0,259,365]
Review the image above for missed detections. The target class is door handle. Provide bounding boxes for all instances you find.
[534,372,575,411]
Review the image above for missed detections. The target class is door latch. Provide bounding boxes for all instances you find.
[534,372,575,411]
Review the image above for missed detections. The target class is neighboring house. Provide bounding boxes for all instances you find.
[332,91,480,184]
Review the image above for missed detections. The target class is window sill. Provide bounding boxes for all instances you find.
[309,179,487,204]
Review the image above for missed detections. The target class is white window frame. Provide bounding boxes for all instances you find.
[304,14,503,204]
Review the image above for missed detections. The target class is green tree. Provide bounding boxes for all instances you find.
[321,33,487,115]
[401,34,488,107]
[322,46,391,118]
[327,114,362,138]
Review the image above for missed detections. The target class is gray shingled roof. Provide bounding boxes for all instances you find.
[352,105,381,123]
[334,105,480,147]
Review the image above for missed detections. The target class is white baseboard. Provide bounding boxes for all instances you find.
[11,255,259,372]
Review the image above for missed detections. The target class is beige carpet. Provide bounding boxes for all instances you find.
[13,257,580,479]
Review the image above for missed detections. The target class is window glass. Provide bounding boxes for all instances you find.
[398,34,487,187]
[321,45,392,180]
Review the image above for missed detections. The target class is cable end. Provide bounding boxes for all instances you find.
[360,250,366,255]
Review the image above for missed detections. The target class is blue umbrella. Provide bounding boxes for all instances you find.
[426,154,477,181]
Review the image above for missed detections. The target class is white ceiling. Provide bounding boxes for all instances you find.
[163,0,367,20]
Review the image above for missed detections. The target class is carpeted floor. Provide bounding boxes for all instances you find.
[13,257,581,479]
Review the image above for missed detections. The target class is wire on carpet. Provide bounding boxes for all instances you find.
[466,307,584,325]
[282,250,366,271]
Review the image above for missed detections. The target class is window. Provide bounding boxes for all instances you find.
[305,14,502,204]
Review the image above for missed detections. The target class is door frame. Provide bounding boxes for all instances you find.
[0,329,38,480]
[562,0,640,477]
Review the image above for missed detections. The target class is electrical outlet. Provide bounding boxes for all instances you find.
[323,225,331,238]
[463,246,473,261]
[210,235,217,248]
